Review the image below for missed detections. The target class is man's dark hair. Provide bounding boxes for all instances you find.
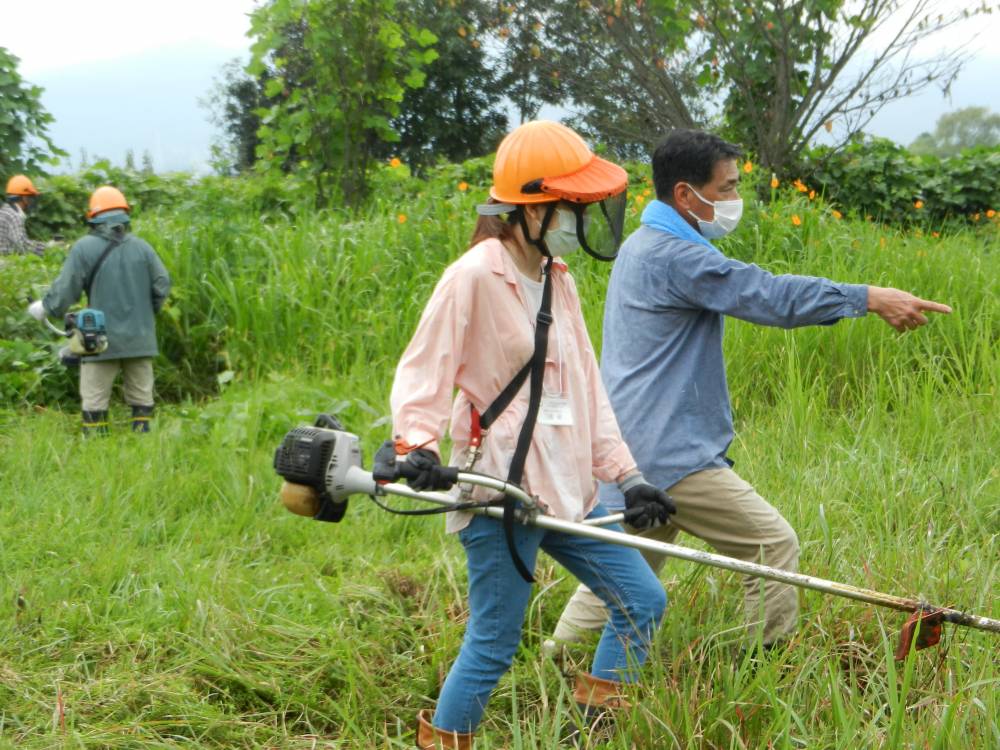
[652,130,743,203]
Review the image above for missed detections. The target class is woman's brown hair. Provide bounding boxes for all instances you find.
[468,203,520,249]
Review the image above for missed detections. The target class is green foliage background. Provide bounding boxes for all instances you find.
[0,46,65,175]
[804,139,1000,225]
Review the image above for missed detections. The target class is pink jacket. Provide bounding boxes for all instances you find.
[390,238,637,533]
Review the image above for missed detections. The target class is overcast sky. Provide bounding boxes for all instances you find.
[2,0,997,172]
[6,1,255,76]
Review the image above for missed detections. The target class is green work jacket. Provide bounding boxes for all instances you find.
[43,220,171,361]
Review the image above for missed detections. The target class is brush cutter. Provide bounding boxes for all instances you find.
[27,295,108,365]
[273,416,1000,659]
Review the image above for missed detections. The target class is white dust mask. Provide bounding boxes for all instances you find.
[684,184,743,239]
[543,207,585,257]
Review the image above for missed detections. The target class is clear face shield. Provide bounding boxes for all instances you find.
[567,191,627,261]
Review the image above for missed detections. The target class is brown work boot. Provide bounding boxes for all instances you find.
[415,708,474,749]
[564,672,630,747]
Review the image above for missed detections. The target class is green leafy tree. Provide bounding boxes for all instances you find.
[375,0,509,171]
[202,59,269,174]
[493,1,704,158]
[0,47,66,175]
[248,0,438,205]
[910,106,1000,158]
[693,0,985,176]
[501,1,985,174]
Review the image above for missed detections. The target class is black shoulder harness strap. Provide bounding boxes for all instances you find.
[84,234,126,302]
[479,255,555,582]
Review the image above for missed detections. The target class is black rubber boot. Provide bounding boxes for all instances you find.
[82,410,109,436]
[131,405,154,433]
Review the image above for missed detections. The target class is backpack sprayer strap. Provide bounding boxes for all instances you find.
[83,234,126,302]
[468,256,555,583]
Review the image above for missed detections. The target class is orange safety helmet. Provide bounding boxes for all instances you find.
[87,186,130,219]
[5,175,40,196]
[490,120,627,205]
[486,121,628,261]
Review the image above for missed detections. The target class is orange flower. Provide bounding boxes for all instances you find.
[643,188,652,197]
[808,190,816,200]
[389,157,402,168]
[831,209,842,220]
[931,231,940,238]
[913,200,924,210]
[793,179,807,193]
[635,194,645,204]
[972,213,981,222]
[770,176,779,189]
[791,214,802,226]
[987,209,996,218]
[458,181,469,192]
[397,214,407,224]
[743,161,753,173]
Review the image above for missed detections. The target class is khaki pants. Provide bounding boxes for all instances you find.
[79,358,155,411]
[553,467,800,645]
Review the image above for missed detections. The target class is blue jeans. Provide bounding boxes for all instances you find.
[432,505,667,733]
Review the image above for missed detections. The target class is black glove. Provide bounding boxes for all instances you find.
[620,474,676,530]
[402,448,457,492]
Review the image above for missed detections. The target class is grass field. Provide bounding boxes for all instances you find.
[1,181,997,748]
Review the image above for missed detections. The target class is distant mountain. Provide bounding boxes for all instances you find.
[35,42,248,174]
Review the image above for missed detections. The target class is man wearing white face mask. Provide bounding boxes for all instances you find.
[549,129,951,655]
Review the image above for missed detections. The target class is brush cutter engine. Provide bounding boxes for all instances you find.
[65,308,109,356]
[272,414,374,522]
[28,294,109,366]
[274,414,463,522]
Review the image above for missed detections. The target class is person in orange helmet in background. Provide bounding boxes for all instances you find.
[386,121,674,748]
[27,186,171,434]
[0,175,45,256]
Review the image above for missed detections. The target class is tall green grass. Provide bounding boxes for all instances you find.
[0,181,996,748]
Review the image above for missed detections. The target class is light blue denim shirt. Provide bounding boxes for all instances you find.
[600,200,867,510]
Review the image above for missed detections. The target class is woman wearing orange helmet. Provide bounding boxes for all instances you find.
[387,121,675,747]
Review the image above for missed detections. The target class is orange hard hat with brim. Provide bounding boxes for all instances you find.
[489,120,627,206]
[87,186,130,219]
[5,175,39,196]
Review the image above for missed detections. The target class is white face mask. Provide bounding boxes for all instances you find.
[543,207,585,257]
[684,184,743,239]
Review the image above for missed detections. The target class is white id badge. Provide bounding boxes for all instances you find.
[537,394,574,426]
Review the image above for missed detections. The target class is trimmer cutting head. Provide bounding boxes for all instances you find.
[895,607,945,660]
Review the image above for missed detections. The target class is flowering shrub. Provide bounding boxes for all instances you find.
[801,138,1000,225]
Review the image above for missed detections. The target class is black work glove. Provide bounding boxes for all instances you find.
[402,448,457,492]
[620,474,676,530]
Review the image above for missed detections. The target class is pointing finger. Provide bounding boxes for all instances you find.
[918,299,952,314]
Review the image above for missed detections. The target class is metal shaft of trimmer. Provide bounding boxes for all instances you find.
[380,474,1000,635]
